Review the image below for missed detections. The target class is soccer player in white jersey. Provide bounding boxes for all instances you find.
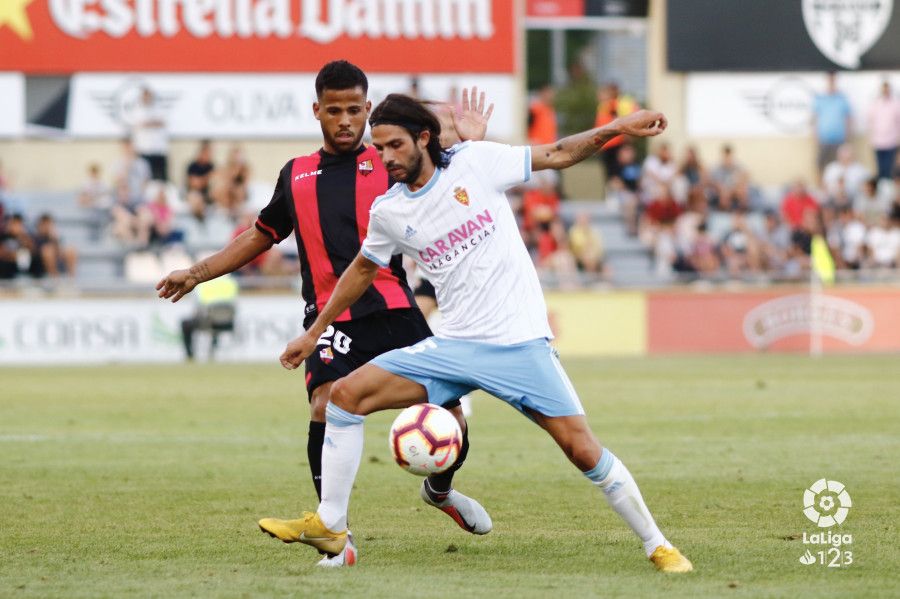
[267,94,693,572]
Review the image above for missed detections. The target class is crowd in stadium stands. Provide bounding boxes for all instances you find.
[2,76,900,287]
[518,71,900,285]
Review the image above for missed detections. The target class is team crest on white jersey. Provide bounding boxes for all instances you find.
[358,159,374,175]
[453,187,470,206]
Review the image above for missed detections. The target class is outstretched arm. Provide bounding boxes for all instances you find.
[531,109,667,171]
[279,252,380,370]
[156,227,273,302]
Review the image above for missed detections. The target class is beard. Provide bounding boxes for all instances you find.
[395,150,424,184]
[324,127,364,153]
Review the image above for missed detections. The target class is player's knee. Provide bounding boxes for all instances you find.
[560,432,600,471]
[329,378,363,414]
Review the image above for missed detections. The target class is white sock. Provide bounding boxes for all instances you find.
[583,449,670,557]
[317,403,365,532]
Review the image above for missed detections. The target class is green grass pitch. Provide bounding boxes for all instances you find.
[2,355,898,598]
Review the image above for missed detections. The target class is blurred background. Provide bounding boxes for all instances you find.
[2,0,900,363]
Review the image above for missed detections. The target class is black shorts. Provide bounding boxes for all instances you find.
[303,308,432,399]
[413,278,436,300]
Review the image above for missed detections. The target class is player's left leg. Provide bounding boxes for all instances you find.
[474,339,691,572]
[528,412,691,573]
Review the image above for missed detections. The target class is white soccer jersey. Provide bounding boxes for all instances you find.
[362,141,553,345]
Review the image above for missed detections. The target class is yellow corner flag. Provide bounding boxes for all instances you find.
[811,234,835,285]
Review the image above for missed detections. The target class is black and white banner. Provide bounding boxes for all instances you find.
[668,0,900,71]
[67,73,517,140]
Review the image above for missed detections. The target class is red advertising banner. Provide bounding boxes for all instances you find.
[0,0,516,73]
[647,288,900,354]
[526,0,584,17]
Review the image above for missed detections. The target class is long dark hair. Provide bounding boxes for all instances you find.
[369,94,450,168]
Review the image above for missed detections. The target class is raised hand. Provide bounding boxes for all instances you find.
[280,331,317,370]
[614,109,667,138]
[452,85,495,142]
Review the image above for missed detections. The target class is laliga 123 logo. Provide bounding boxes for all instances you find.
[799,479,854,567]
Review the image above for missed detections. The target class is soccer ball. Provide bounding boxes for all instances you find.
[388,404,462,476]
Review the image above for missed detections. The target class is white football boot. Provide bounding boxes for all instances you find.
[316,531,358,568]
[420,481,492,535]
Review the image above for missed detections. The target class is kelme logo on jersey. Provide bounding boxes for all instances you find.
[358,160,374,176]
[453,187,470,206]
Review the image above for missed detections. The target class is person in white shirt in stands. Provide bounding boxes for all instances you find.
[128,87,169,182]
[264,94,693,573]
[822,144,870,200]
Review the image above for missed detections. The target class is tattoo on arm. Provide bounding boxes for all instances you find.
[190,262,212,283]
[558,130,616,166]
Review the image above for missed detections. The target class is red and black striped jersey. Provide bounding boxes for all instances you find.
[255,145,415,323]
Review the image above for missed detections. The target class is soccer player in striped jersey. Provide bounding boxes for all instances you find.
[277,94,693,573]
[156,62,493,567]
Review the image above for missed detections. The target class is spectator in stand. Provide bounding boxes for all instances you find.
[144,184,182,247]
[672,146,708,204]
[823,144,870,199]
[824,175,853,210]
[78,163,112,210]
[212,145,250,217]
[554,62,597,136]
[606,144,642,234]
[594,82,638,181]
[127,87,169,181]
[759,209,792,273]
[683,221,721,276]
[186,140,216,222]
[567,212,605,275]
[836,206,867,270]
[0,214,34,279]
[29,214,78,278]
[540,219,579,289]
[113,139,152,205]
[640,186,682,250]
[720,211,763,277]
[710,144,746,211]
[527,85,558,145]
[853,177,891,227]
[732,172,766,213]
[673,188,708,259]
[864,212,900,268]
[786,208,819,278]
[813,72,852,174]
[640,143,677,202]
[867,80,900,181]
[522,170,560,239]
[781,180,819,230]
[110,179,152,247]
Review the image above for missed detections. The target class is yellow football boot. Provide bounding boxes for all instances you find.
[649,545,694,573]
[258,511,347,556]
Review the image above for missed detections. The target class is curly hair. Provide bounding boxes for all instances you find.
[369,94,450,169]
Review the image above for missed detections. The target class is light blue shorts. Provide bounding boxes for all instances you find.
[370,336,584,418]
